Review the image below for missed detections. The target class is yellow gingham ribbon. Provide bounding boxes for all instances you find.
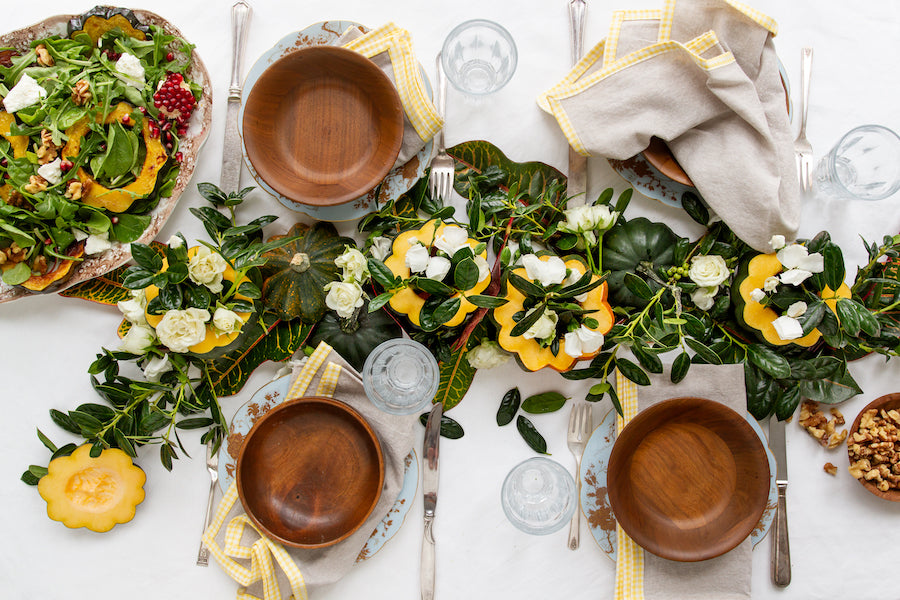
[203,341,343,600]
[343,23,443,142]
[614,370,644,600]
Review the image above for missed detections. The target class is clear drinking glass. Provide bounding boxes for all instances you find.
[501,457,577,535]
[815,124,900,201]
[441,19,517,96]
[362,338,440,415]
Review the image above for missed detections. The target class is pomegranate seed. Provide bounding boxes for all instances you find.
[149,128,159,139]
[165,142,173,150]
[161,121,171,131]
[177,126,187,136]
[121,114,131,125]
[59,160,73,172]
[163,131,172,143]
[44,238,52,245]
[111,216,119,224]
[0,158,6,167]
[166,52,175,62]
[153,100,162,108]
[138,106,148,114]
[175,152,183,162]
[100,144,107,152]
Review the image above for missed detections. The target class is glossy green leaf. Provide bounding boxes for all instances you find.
[746,344,791,379]
[497,388,521,426]
[434,344,476,411]
[516,415,548,455]
[449,140,565,200]
[521,391,567,414]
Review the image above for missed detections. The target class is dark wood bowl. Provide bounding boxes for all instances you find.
[848,393,900,502]
[607,397,770,562]
[241,45,404,207]
[236,396,385,548]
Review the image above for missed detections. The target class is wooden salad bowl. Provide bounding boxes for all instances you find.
[241,45,403,207]
[236,396,385,548]
[848,393,900,502]
[607,397,770,562]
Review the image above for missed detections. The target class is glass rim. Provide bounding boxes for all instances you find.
[361,338,440,415]
[441,19,518,96]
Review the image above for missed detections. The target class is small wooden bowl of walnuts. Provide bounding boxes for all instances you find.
[847,393,900,501]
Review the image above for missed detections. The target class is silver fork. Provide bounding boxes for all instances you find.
[566,402,592,550]
[794,47,814,193]
[429,52,454,202]
[196,439,219,566]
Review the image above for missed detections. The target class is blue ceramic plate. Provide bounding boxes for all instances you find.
[218,373,418,561]
[239,21,433,222]
[580,407,776,559]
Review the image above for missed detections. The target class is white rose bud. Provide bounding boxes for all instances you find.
[769,234,786,250]
[690,285,718,311]
[587,204,617,231]
[117,298,147,325]
[335,247,369,283]
[772,315,803,340]
[688,255,730,287]
[405,242,430,273]
[120,323,155,354]
[433,225,471,256]
[188,247,228,293]
[763,276,780,292]
[324,281,364,319]
[369,236,393,261]
[425,255,452,281]
[473,255,491,283]
[212,307,244,337]
[522,306,559,342]
[786,301,808,318]
[466,341,510,369]
[167,235,184,249]
[749,288,766,303]
[562,205,593,233]
[522,254,567,287]
[142,354,173,382]
[563,325,605,358]
[155,307,211,353]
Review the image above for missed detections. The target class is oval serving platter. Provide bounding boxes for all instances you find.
[0,9,212,303]
[239,21,433,222]
[580,406,776,559]
[219,373,418,560]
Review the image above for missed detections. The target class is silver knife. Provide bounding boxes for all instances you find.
[566,0,588,206]
[769,417,791,586]
[220,1,252,193]
[421,402,443,600]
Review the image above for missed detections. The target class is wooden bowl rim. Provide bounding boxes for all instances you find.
[848,392,900,502]
[235,395,385,548]
[241,45,404,207]
[607,396,770,561]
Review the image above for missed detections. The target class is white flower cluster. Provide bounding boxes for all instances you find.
[404,225,490,284]
[687,254,731,310]
[325,246,369,319]
[558,204,618,246]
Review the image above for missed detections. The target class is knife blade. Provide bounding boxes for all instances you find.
[421,401,443,600]
[566,0,587,206]
[769,417,791,586]
[220,1,252,194]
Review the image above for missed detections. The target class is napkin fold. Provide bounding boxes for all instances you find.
[614,363,752,600]
[203,342,417,600]
[339,23,443,166]
[537,0,799,253]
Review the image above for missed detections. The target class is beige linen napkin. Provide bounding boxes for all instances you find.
[537,0,799,253]
[203,342,417,600]
[614,363,752,600]
[338,23,442,167]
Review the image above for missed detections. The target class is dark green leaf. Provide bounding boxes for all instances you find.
[36,428,58,453]
[175,417,215,430]
[681,191,709,225]
[467,294,507,308]
[508,271,546,298]
[454,258,480,290]
[835,298,861,336]
[616,358,650,386]
[521,391,568,414]
[129,242,163,272]
[744,363,777,420]
[497,387,521,426]
[414,277,455,296]
[685,338,723,364]
[774,385,801,421]
[516,415,548,454]
[50,409,82,435]
[113,429,136,457]
[631,343,663,374]
[368,258,400,290]
[623,272,653,300]
[822,243,845,292]
[746,344,792,379]
[671,352,691,384]
[418,412,465,439]
[368,292,393,312]
[510,302,548,338]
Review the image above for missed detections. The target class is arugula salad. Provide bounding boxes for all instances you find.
[0,13,201,291]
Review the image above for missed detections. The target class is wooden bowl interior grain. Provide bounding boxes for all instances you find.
[607,397,770,562]
[848,393,900,502]
[236,396,385,548]
[242,46,403,207]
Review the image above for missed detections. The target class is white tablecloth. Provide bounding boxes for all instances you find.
[2,2,899,599]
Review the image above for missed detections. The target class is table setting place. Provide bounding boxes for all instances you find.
[2,1,900,599]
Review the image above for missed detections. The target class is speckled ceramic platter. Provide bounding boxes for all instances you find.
[219,373,418,561]
[0,9,212,303]
[581,407,776,559]
[239,21,433,222]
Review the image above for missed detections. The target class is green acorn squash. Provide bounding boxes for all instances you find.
[602,217,682,308]
[309,301,404,371]
[67,6,149,43]
[37,445,146,532]
[259,222,355,323]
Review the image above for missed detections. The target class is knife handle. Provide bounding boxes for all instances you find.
[772,483,791,587]
[421,511,436,600]
[229,1,252,97]
[568,0,587,66]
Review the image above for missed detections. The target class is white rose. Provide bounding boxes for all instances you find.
[466,341,510,369]
[690,285,718,311]
[763,276,780,292]
[120,323,155,354]
[473,255,491,283]
[779,268,813,286]
[587,204,617,231]
[188,247,228,293]
[335,247,369,283]
[563,325,605,358]
[749,288,766,303]
[425,256,452,281]
[688,255,729,287]
[155,307,210,353]
[324,281,364,319]
[142,354,172,382]
[117,298,147,325]
[167,235,184,249]
[772,315,803,340]
[369,236,393,261]
[787,301,808,318]
[522,306,559,342]
[433,225,471,256]
[561,205,593,233]
[405,242,430,273]
[769,234,786,250]
[212,307,244,337]
[776,244,824,273]
[522,254,567,287]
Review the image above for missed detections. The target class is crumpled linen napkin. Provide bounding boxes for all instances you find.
[537,0,799,253]
[339,23,442,167]
[202,342,417,600]
[614,363,753,600]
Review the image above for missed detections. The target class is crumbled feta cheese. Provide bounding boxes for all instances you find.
[72,229,89,242]
[37,158,63,185]
[115,53,145,88]
[85,232,113,255]
[2,73,47,113]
